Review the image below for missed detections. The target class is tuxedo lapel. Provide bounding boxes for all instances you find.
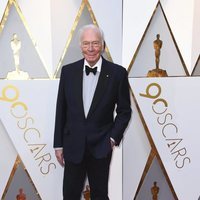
[87,59,110,119]
[72,60,86,119]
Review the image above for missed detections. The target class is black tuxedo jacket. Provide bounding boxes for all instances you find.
[54,57,131,163]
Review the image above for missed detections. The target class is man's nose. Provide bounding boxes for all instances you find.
[88,43,94,51]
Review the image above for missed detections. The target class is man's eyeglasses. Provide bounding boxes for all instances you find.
[81,41,101,48]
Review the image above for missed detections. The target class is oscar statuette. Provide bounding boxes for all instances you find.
[151,181,159,200]
[83,185,90,200]
[6,33,30,80]
[16,188,26,200]
[147,34,168,77]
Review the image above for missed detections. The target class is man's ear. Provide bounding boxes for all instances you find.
[103,41,106,50]
[101,41,106,53]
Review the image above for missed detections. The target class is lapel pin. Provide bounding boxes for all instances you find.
[106,74,109,77]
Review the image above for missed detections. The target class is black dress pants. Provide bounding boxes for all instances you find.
[63,149,112,200]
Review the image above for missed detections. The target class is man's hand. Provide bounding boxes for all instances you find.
[55,149,65,167]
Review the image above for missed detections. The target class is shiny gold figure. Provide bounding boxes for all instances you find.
[16,188,26,200]
[6,33,29,80]
[151,182,159,200]
[83,185,90,200]
[147,34,168,77]
[154,34,162,69]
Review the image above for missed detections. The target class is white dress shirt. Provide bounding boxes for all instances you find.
[82,57,102,117]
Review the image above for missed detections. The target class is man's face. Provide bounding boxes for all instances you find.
[80,28,103,67]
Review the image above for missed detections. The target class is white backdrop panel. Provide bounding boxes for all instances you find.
[160,0,196,73]
[123,0,158,69]
[0,80,63,200]
[130,77,200,199]
[128,4,187,77]
[136,157,174,200]
[192,0,200,70]
[0,0,7,21]
[0,120,18,199]
[123,94,151,200]
[51,0,82,73]
[17,0,53,73]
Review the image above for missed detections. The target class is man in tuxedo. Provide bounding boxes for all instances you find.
[54,24,131,200]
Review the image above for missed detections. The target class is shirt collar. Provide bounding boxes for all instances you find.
[83,57,102,73]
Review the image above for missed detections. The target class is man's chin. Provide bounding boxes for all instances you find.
[86,59,98,66]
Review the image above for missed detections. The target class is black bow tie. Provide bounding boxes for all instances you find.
[85,65,97,75]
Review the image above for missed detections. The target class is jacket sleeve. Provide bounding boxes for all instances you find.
[110,68,132,145]
[53,68,67,148]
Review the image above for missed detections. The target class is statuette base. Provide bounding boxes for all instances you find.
[147,68,168,77]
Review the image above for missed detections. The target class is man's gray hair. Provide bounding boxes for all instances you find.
[79,24,104,46]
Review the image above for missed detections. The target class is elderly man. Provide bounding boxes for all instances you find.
[54,24,131,200]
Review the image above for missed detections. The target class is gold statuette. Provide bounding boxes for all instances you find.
[83,185,90,200]
[151,181,159,200]
[147,34,168,77]
[16,188,26,200]
[6,33,30,80]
